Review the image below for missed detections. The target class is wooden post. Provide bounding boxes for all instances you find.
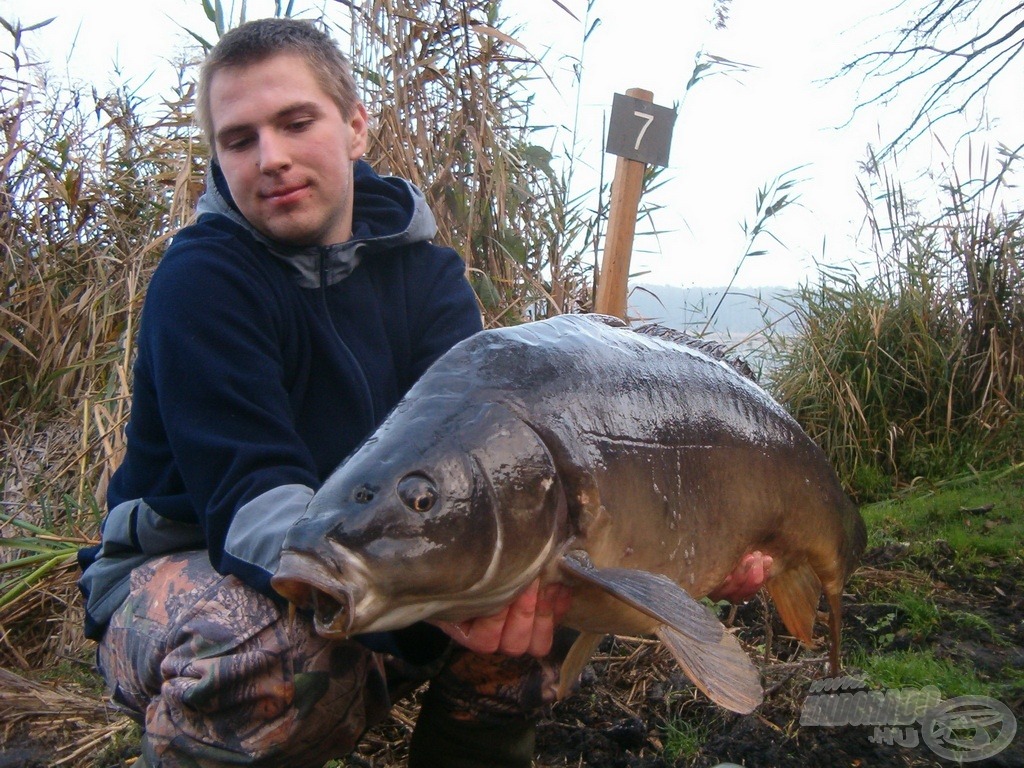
[594,87,652,321]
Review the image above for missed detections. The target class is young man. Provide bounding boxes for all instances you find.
[78,17,769,768]
[78,17,571,768]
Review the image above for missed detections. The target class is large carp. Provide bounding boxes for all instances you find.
[272,314,866,713]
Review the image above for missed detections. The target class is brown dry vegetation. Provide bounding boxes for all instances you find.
[3,2,1023,767]
[0,2,599,762]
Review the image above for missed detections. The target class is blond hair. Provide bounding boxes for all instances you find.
[196,18,361,152]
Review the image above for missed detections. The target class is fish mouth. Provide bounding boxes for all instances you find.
[310,589,352,636]
[272,551,360,637]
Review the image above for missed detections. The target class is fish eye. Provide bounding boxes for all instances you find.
[396,473,438,513]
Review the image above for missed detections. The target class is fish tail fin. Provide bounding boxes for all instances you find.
[655,624,763,714]
[764,562,822,645]
[556,632,604,700]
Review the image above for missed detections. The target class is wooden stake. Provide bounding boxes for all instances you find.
[594,87,652,320]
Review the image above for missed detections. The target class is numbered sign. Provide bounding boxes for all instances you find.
[605,92,676,167]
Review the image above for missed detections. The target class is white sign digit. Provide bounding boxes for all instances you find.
[633,111,654,150]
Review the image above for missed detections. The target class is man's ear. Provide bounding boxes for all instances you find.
[348,103,369,160]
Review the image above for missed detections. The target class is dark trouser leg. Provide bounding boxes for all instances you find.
[409,628,577,768]
[409,685,536,768]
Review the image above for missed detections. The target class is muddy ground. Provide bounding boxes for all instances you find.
[0,542,1021,767]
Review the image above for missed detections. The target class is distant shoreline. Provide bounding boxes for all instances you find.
[627,283,800,337]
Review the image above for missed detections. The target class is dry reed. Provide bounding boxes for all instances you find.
[769,146,1023,498]
[1,4,596,762]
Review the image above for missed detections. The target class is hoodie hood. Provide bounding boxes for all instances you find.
[195,160,439,288]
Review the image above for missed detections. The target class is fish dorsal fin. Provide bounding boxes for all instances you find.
[764,561,822,645]
[558,551,722,644]
[655,624,763,714]
[586,313,628,328]
[633,323,756,381]
[555,631,604,700]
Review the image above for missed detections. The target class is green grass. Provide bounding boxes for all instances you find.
[860,465,1024,570]
[947,609,1006,645]
[849,647,999,700]
[37,658,107,694]
[850,466,1022,651]
[999,666,1024,700]
[662,717,709,761]
[849,588,943,649]
[844,466,1021,701]
[93,722,142,766]
[890,592,941,638]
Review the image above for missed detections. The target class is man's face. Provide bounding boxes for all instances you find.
[209,53,368,247]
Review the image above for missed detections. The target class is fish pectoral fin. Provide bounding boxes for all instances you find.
[558,552,722,644]
[655,624,763,714]
[555,631,604,700]
[764,562,822,645]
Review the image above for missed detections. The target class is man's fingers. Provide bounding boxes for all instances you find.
[745,556,765,592]
[544,583,573,622]
[739,553,771,598]
[523,583,573,657]
[432,604,510,655]
[467,606,511,653]
[497,579,540,656]
[524,582,561,657]
[431,579,573,658]
[708,551,773,603]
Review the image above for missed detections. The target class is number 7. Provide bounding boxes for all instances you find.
[633,111,654,150]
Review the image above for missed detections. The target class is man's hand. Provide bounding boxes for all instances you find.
[431,550,767,657]
[707,550,773,603]
[431,579,572,657]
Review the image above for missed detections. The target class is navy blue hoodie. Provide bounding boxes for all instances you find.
[79,160,482,647]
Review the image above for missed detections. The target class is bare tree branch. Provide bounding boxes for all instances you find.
[836,0,1024,156]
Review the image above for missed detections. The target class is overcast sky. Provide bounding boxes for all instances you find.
[4,0,1022,289]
